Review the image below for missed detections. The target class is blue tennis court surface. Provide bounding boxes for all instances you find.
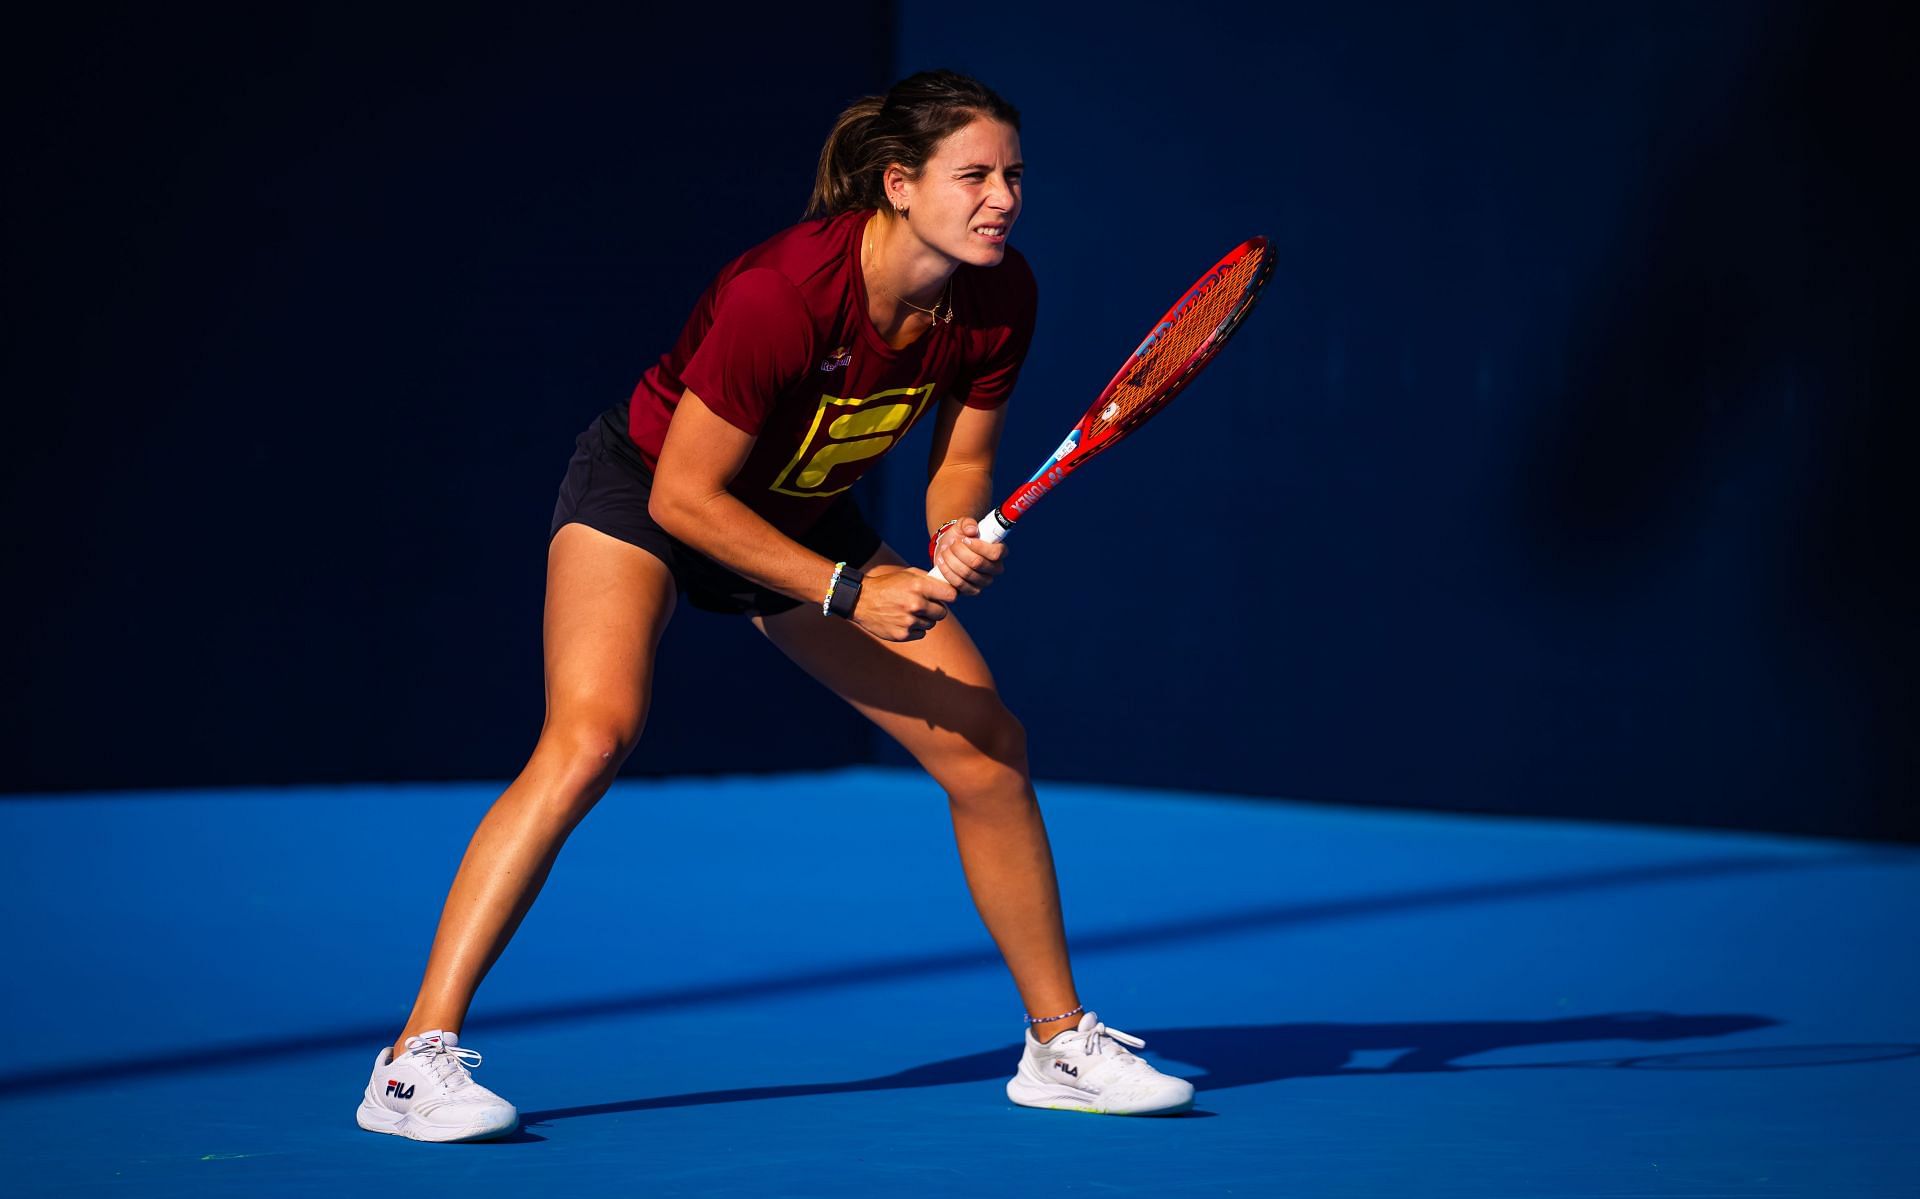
[3,769,1915,1196]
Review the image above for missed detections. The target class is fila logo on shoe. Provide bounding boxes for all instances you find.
[1053,1061,1079,1079]
[385,1080,416,1099]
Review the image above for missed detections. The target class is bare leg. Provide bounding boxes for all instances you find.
[754,545,1082,1042]
[391,523,676,1056]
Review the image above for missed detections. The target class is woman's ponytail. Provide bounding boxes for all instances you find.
[807,96,886,218]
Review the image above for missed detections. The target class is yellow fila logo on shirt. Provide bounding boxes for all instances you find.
[768,384,937,497]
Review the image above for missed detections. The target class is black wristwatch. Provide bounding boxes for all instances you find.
[827,564,864,619]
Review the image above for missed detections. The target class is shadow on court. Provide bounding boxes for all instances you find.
[519,1012,1920,1128]
[1,851,1899,1099]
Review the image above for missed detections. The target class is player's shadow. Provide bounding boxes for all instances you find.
[520,1010,1871,1127]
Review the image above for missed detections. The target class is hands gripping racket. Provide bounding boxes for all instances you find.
[930,236,1274,585]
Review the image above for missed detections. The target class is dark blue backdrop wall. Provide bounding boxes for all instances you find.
[5,4,892,786]
[881,1,1914,841]
[6,4,1912,841]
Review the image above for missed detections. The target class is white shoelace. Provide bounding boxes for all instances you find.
[1074,1021,1147,1058]
[410,1040,484,1089]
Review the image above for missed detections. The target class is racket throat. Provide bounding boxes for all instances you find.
[995,430,1078,528]
[1026,430,1082,484]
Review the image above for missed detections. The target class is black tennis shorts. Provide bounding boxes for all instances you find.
[550,408,883,617]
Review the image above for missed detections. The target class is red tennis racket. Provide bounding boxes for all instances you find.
[931,235,1274,584]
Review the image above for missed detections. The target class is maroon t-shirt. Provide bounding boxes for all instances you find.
[625,209,1037,536]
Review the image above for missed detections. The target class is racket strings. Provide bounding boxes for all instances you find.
[1089,247,1270,439]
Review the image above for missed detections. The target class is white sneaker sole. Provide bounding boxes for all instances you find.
[356,1097,519,1143]
[1005,1075,1195,1116]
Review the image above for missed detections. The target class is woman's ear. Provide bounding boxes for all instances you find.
[883,164,913,218]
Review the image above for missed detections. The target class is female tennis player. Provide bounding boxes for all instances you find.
[355,70,1194,1142]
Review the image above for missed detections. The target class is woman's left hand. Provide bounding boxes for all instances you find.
[930,518,1008,596]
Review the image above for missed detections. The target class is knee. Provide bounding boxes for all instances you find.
[547,715,644,785]
[530,710,645,819]
[983,707,1030,775]
[939,704,1031,802]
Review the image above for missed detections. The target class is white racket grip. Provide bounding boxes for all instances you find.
[927,508,1012,587]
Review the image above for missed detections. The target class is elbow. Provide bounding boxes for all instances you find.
[649,478,723,548]
[647,485,693,542]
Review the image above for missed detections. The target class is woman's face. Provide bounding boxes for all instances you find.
[893,117,1023,267]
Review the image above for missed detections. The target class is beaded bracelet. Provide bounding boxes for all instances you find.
[821,560,846,617]
[1023,1003,1084,1026]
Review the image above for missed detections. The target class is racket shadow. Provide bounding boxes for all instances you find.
[520,1010,1886,1127]
[760,597,1025,765]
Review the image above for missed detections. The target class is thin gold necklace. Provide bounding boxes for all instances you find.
[863,224,953,325]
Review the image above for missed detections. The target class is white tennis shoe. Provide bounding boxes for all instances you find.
[355,1030,519,1143]
[1005,1011,1195,1115]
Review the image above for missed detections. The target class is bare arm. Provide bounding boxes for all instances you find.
[647,388,956,640]
[924,397,1011,594]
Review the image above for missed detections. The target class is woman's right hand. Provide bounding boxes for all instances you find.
[851,565,959,642]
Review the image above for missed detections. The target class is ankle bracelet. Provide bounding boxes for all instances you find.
[1023,1004,1084,1026]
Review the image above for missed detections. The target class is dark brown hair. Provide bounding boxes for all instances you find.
[807,70,1021,218]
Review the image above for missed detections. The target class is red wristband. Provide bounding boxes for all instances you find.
[928,518,963,561]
